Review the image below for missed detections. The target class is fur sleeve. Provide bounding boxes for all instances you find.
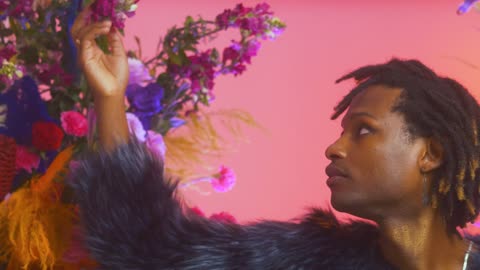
[70,140,393,270]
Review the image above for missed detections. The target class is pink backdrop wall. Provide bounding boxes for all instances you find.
[123,0,480,222]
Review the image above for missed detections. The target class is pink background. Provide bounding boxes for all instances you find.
[124,0,480,222]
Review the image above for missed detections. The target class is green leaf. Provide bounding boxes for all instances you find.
[184,16,194,28]
[151,115,172,135]
[157,73,175,94]
[95,35,110,54]
[18,46,39,65]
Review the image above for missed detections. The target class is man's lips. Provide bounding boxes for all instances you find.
[325,164,349,187]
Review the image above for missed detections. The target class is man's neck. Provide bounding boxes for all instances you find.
[376,210,468,270]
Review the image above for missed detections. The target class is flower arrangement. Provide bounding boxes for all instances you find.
[0,1,285,269]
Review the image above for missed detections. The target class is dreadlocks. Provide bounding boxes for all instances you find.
[333,58,480,234]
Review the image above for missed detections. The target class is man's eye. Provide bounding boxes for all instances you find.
[358,127,371,136]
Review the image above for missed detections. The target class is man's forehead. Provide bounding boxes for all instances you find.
[349,85,403,111]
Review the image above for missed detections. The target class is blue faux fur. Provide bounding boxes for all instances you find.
[70,140,480,269]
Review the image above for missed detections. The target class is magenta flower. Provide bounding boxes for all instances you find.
[253,3,272,16]
[190,206,206,217]
[146,130,166,159]
[0,0,8,11]
[89,0,139,29]
[188,50,217,93]
[15,145,40,173]
[243,39,261,64]
[0,44,17,61]
[210,165,236,193]
[239,17,266,35]
[37,63,73,86]
[9,0,34,19]
[126,112,146,142]
[221,40,260,76]
[61,111,88,137]
[128,58,152,86]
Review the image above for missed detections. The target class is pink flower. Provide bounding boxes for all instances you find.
[16,145,40,173]
[146,130,166,159]
[126,112,146,142]
[210,212,237,223]
[61,111,88,137]
[128,58,152,86]
[210,165,236,193]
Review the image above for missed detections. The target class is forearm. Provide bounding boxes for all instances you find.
[93,94,129,150]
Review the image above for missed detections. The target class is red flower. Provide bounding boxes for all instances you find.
[32,121,64,151]
[210,212,237,223]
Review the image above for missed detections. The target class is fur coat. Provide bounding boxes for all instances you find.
[70,141,480,270]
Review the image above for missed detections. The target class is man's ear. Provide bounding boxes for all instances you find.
[419,137,444,173]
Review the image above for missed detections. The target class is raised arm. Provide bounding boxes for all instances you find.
[70,8,129,150]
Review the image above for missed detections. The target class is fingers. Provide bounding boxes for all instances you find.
[75,21,112,65]
[107,28,126,57]
[70,8,91,41]
[76,21,112,49]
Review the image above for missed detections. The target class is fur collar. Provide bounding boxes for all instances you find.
[70,140,480,269]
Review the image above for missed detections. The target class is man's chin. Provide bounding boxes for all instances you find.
[330,194,363,216]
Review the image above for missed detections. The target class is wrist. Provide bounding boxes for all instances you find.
[93,92,126,102]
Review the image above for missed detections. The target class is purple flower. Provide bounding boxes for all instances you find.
[126,112,146,142]
[146,130,166,159]
[169,117,186,128]
[126,83,164,129]
[457,0,480,14]
[128,58,152,86]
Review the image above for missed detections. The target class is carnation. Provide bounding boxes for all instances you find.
[61,111,88,137]
[32,121,64,151]
[210,165,236,193]
[15,144,40,173]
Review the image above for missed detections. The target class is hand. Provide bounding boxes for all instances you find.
[71,8,129,99]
